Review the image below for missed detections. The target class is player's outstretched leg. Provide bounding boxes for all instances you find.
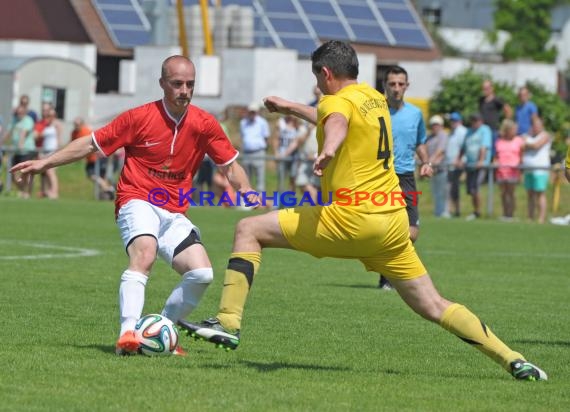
[394,274,547,381]
[178,252,261,350]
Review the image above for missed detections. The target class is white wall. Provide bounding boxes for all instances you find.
[399,57,558,99]
[0,40,96,73]
[90,46,560,127]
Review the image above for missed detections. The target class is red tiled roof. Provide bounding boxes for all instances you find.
[0,0,90,42]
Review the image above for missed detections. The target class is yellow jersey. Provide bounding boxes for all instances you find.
[566,146,570,169]
[316,83,404,213]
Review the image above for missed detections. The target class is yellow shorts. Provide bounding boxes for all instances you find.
[278,205,426,280]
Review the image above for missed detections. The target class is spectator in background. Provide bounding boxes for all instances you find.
[522,116,552,224]
[71,117,115,200]
[240,102,270,192]
[457,113,492,221]
[444,112,467,217]
[379,65,432,289]
[16,94,38,123]
[274,115,306,192]
[2,105,36,198]
[279,123,320,203]
[566,145,570,182]
[426,115,448,217]
[514,86,539,136]
[494,119,524,221]
[308,84,322,107]
[0,115,3,193]
[37,103,63,199]
[195,112,230,201]
[479,80,511,156]
[279,86,322,203]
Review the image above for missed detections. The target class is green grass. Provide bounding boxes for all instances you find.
[0,198,569,412]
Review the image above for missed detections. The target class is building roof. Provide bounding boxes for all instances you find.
[0,0,90,43]
[0,0,132,57]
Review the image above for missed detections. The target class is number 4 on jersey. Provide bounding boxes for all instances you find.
[377,116,391,169]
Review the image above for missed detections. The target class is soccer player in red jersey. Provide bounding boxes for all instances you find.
[11,55,259,355]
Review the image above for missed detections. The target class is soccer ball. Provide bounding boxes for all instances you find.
[134,314,179,356]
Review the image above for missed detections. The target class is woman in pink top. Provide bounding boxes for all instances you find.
[494,119,524,220]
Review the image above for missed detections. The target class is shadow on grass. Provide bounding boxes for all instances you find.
[74,344,116,354]
[202,360,351,373]
[512,339,570,347]
[323,283,380,290]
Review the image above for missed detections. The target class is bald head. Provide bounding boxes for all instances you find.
[161,55,194,79]
[159,55,196,117]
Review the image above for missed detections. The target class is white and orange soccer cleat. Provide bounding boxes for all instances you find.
[115,330,141,356]
[172,345,188,357]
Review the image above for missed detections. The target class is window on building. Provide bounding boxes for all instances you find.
[41,86,66,118]
[422,7,441,26]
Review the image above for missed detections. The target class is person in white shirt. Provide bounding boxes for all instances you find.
[522,116,551,224]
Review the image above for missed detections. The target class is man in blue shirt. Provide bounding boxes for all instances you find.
[378,66,432,289]
[515,86,538,135]
[457,112,492,220]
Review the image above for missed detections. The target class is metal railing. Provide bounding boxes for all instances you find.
[1,147,564,214]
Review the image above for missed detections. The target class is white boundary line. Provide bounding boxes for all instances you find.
[0,240,101,260]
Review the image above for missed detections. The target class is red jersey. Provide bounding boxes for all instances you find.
[93,99,238,215]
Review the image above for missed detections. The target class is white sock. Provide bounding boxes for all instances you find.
[161,268,213,323]
[119,270,148,336]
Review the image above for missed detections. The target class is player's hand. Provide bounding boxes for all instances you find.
[313,152,332,177]
[242,189,261,209]
[263,96,292,115]
[419,163,433,178]
[10,159,47,183]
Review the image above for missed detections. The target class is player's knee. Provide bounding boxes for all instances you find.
[183,267,213,284]
[235,217,254,239]
[417,298,450,323]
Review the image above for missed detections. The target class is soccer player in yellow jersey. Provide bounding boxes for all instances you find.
[179,41,547,381]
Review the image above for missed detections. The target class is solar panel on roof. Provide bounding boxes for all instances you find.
[338,3,372,20]
[379,7,417,24]
[267,17,309,34]
[350,23,389,44]
[265,0,297,13]
[279,37,318,57]
[95,0,432,53]
[390,28,430,48]
[298,0,336,16]
[92,0,151,48]
[310,19,350,40]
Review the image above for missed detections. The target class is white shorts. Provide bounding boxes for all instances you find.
[116,199,201,265]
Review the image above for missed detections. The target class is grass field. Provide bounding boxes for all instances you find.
[1,195,569,411]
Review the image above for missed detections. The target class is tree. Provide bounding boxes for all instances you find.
[492,0,568,62]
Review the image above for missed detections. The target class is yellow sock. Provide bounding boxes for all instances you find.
[217,252,261,331]
[440,303,524,371]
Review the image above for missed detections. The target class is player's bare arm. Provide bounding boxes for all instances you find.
[416,143,433,177]
[314,113,347,176]
[10,135,98,179]
[264,96,317,125]
[219,160,261,206]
